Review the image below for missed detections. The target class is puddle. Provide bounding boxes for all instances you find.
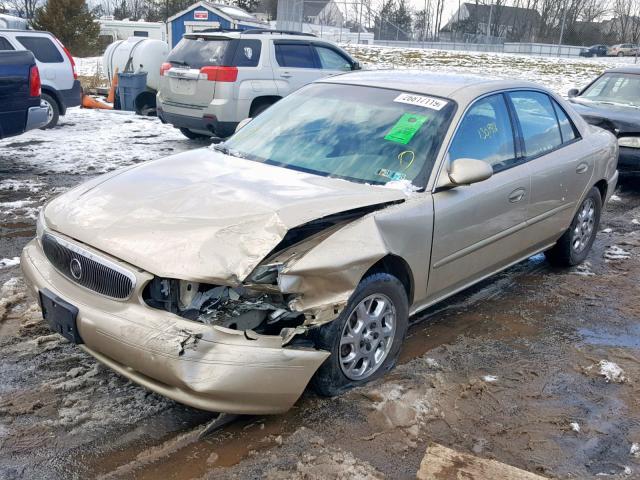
[579,324,640,349]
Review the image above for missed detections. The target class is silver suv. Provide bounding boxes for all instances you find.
[156,29,360,139]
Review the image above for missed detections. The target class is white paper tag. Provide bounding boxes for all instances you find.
[394,93,448,111]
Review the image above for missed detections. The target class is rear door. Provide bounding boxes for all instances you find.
[162,36,233,107]
[507,90,591,246]
[14,34,72,91]
[272,40,323,96]
[428,93,531,300]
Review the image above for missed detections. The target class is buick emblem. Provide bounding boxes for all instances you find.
[70,258,82,280]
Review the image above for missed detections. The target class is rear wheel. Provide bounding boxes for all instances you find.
[40,93,59,129]
[618,52,625,57]
[545,187,602,267]
[311,273,409,397]
[179,128,209,140]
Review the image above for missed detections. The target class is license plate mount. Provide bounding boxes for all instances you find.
[39,289,83,344]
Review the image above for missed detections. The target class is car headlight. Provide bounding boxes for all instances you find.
[619,136,640,149]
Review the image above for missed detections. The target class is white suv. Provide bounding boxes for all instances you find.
[157,29,360,139]
[0,29,81,128]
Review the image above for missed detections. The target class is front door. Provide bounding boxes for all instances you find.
[428,93,531,300]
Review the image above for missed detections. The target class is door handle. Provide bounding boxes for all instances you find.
[281,72,292,78]
[576,162,589,174]
[508,188,526,203]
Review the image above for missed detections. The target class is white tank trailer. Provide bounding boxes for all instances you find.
[102,37,169,115]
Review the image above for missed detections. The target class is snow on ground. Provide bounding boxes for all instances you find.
[74,56,104,79]
[598,360,626,383]
[0,109,195,176]
[343,45,640,96]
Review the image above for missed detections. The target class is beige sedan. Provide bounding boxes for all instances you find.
[22,71,619,414]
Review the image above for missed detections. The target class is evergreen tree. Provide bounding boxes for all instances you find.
[32,0,100,56]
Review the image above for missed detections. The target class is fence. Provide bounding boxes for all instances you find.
[372,40,594,57]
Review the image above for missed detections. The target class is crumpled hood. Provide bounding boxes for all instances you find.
[569,98,640,134]
[44,148,405,284]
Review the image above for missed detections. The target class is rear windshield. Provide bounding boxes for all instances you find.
[167,37,230,69]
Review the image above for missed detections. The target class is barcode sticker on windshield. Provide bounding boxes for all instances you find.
[394,93,448,111]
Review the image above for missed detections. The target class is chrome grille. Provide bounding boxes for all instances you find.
[42,233,135,300]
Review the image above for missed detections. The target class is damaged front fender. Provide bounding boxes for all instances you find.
[279,196,434,327]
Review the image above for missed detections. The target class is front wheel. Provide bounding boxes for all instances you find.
[311,273,409,397]
[545,187,602,267]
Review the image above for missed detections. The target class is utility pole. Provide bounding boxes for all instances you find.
[558,2,567,56]
[357,0,362,43]
[487,1,493,43]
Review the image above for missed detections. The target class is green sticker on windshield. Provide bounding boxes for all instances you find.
[384,113,428,145]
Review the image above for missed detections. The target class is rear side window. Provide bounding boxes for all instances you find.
[551,100,578,143]
[16,36,63,63]
[167,37,230,68]
[448,94,517,172]
[508,91,562,158]
[315,45,351,71]
[275,43,317,69]
[232,39,261,67]
[0,37,14,50]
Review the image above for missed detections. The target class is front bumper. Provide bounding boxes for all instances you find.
[21,239,329,414]
[619,147,640,174]
[25,103,49,131]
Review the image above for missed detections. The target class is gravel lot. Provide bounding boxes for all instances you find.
[1,47,640,479]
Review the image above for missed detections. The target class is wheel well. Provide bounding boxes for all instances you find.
[134,91,157,115]
[594,179,608,202]
[41,87,62,110]
[364,255,414,304]
[249,96,281,117]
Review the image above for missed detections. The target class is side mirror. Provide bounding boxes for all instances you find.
[448,158,493,186]
[568,88,579,98]
[235,117,252,133]
[352,61,362,71]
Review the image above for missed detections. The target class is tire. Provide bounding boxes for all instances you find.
[179,128,209,140]
[311,273,409,397]
[40,93,59,129]
[618,52,625,57]
[545,187,602,267]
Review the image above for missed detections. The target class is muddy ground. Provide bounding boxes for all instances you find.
[2,110,640,479]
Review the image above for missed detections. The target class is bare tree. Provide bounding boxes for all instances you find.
[8,0,41,19]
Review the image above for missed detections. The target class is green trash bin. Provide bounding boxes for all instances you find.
[117,71,147,112]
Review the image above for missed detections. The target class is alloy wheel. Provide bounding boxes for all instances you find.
[339,294,397,380]
[571,198,596,254]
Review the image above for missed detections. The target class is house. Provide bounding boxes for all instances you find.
[303,0,343,27]
[440,2,540,42]
[166,1,268,48]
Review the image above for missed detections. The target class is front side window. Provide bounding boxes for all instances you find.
[274,43,317,69]
[315,45,351,71]
[448,94,517,171]
[223,84,456,186]
[16,36,63,63]
[581,73,640,108]
[508,91,562,158]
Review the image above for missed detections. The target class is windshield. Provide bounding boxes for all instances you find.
[222,83,456,186]
[167,37,229,69]
[581,72,640,108]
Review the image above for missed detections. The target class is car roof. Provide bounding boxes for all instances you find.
[184,30,316,40]
[319,70,545,102]
[0,29,53,35]
[607,66,640,74]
